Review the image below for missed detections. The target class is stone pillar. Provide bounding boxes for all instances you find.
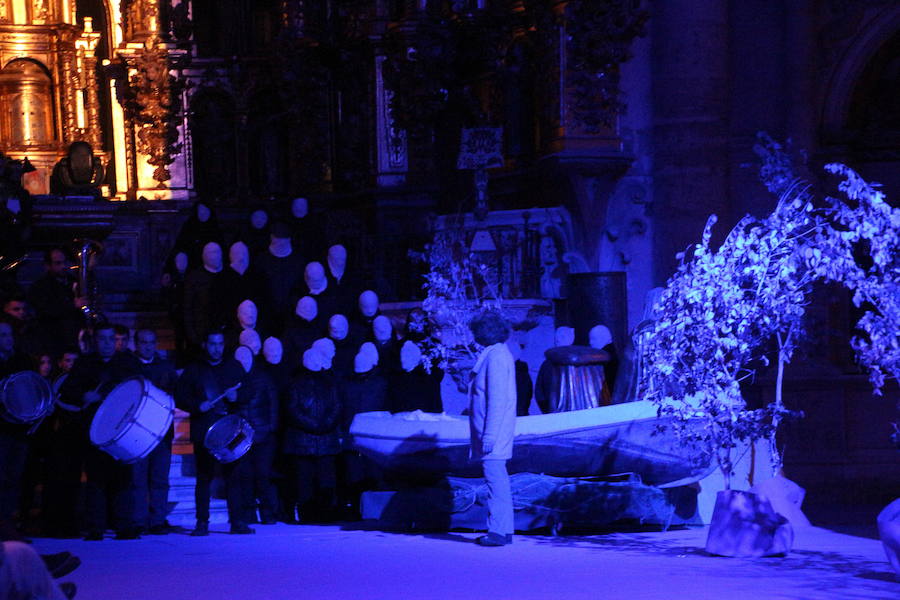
[651,0,730,284]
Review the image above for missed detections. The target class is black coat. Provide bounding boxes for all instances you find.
[254,250,306,330]
[208,266,273,333]
[183,267,223,347]
[282,369,341,456]
[282,317,325,371]
[389,365,443,414]
[175,357,245,444]
[26,272,82,355]
[232,363,279,437]
[339,368,388,431]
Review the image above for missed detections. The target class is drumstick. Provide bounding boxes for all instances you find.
[205,382,242,409]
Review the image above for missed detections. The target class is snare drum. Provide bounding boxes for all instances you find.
[89,377,174,463]
[0,371,54,424]
[204,414,254,463]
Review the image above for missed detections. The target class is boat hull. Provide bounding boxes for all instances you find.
[349,401,712,487]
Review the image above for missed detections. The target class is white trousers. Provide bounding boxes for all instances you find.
[482,459,514,536]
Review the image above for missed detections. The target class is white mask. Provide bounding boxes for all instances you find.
[400,340,422,372]
[358,290,379,318]
[327,245,347,279]
[250,209,268,230]
[373,315,392,342]
[237,299,258,329]
[174,252,188,274]
[263,337,283,364]
[295,296,318,321]
[235,345,253,373]
[329,314,349,341]
[202,242,223,273]
[229,242,250,275]
[311,338,335,369]
[305,262,328,294]
[239,328,261,355]
[303,348,324,372]
[554,326,575,347]
[292,197,308,219]
[589,325,612,350]
[197,203,211,223]
[269,235,292,258]
[354,342,379,373]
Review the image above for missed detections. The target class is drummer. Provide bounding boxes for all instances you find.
[175,327,246,536]
[0,318,37,528]
[133,328,178,535]
[57,323,143,541]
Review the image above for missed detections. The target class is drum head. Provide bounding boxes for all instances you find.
[205,414,242,450]
[91,378,144,442]
[2,371,52,423]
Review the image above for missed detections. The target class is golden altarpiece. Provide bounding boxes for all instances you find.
[0,0,190,200]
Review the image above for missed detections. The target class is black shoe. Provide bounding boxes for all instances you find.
[42,552,81,578]
[59,582,77,599]
[114,527,141,540]
[83,530,103,541]
[475,532,511,547]
[190,521,209,537]
[229,523,255,535]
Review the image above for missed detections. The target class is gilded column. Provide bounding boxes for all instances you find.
[77,18,103,149]
[58,38,80,143]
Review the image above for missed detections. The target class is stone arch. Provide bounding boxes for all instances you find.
[820,6,900,140]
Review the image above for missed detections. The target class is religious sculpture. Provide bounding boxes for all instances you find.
[49,141,105,198]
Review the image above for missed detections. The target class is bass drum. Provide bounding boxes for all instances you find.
[0,371,54,424]
[89,377,174,463]
[204,415,254,463]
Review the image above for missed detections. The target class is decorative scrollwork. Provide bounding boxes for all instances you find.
[117,37,186,186]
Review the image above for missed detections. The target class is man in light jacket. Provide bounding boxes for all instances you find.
[468,310,517,546]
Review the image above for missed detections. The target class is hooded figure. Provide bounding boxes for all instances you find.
[243,209,270,255]
[283,296,324,371]
[389,341,442,414]
[534,325,578,413]
[239,328,262,355]
[283,346,342,521]
[304,261,338,321]
[254,221,305,331]
[173,201,224,266]
[338,341,388,501]
[237,300,258,330]
[589,324,619,397]
[328,314,355,377]
[263,336,283,365]
[371,315,398,372]
[210,242,272,333]
[184,242,225,347]
[311,338,335,370]
[233,339,280,524]
[325,245,358,315]
[161,250,190,357]
[351,290,380,342]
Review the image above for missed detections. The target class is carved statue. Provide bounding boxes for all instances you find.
[50,141,105,198]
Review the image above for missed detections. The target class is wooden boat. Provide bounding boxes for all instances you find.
[349,400,712,487]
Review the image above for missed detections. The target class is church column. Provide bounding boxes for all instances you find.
[651,0,730,283]
[57,34,79,143]
[77,17,103,151]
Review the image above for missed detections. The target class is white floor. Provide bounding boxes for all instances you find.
[33,524,898,600]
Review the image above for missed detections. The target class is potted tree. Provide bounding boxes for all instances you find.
[640,135,899,557]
